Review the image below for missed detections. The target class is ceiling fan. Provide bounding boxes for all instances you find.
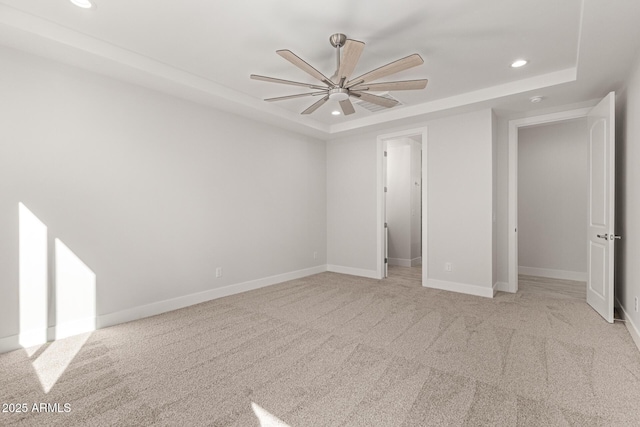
[250,33,428,115]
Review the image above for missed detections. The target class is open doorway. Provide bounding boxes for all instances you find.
[507,93,617,322]
[378,129,425,283]
[517,118,588,300]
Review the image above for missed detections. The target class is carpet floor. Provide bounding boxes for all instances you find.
[1,267,640,426]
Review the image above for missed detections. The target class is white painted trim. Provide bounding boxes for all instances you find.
[616,298,640,353]
[388,258,412,267]
[98,265,327,329]
[1,265,328,354]
[508,107,592,293]
[0,334,19,354]
[18,329,47,349]
[492,282,498,297]
[518,266,587,282]
[375,127,428,285]
[331,68,577,136]
[495,281,514,293]
[387,257,422,267]
[49,318,96,341]
[326,265,379,280]
[377,137,385,279]
[423,278,494,299]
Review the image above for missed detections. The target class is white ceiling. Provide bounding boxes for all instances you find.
[1,0,639,138]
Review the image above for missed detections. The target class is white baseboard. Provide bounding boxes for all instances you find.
[0,265,328,355]
[326,265,380,279]
[18,329,47,348]
[98,265,328,329]
[616,298,640,353]
[388,258,411,267]
[49,317,96,340]
[519,266,587,282]
[423,278,494,298]
[0,334,19,354]
[388,257,422,267]
[495,281,514,293]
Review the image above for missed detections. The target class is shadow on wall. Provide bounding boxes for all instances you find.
[18,202,96,392]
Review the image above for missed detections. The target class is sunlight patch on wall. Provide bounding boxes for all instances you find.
[251,402,291,427]
[55,239,96,339]
[18,203,48,350]
[18,203,97,392]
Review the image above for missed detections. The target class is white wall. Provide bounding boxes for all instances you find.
[386,138,422,267]
[327,109,494,297]
[410,139,422,262]
[427,110,494,296]
[492,111,498,287]
[616,52,640,349]
[0,46,327,350]
[517,119,588,280]
[387,140,412,264]
[326,132,379,277]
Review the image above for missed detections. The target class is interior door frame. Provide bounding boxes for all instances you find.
[376,126,428,282]
[507,107,593,292]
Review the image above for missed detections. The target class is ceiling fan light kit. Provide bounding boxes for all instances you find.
[251,33,428,116]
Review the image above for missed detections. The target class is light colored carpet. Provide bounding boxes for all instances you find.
[1,267,640,426]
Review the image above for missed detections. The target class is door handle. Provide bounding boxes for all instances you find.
[610,234,622,240]
[597,234,608,240]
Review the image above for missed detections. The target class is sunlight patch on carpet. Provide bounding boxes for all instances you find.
[32,332,91,393]
[252,402,291,427]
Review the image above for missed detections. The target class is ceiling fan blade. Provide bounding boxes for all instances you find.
[350,91,399,108]
[346,54,424,88]
[301,95,330,114]
[337,39,365,86]
[265,91,327,102]
[251,74,328,90]
[339,99,356,115]
[277,50,334,86]
[350,79,428,92]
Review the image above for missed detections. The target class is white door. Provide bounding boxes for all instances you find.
[587,91,617,323]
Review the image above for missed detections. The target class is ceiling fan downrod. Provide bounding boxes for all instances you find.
[329,33,347,85]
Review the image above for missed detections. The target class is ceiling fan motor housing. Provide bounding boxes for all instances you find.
[329,88,349,101]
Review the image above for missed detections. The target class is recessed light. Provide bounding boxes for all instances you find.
[530,96,543,103]
[511,59,528,68]
[70,0,95,9]
[331,110,341,116]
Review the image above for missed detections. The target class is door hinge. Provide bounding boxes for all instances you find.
[384,151,387,157]
[384,186,388,192]
[385,258,388,264]
[384,222,388,228]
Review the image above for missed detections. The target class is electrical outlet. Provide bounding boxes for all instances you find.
[216,267,223,278]
[635,296,639,312]
[445,262,452,272]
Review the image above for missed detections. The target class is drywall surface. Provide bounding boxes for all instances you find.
[616,53,640,349]
[426,109,494,291]
[386,138,421,266]
[518,119,588,278]
[326,132,379,275]
[327,109,493,294]
[410,139,422,262]
[492,111,498,286]
[0,46,326,343]
[387,141,412,263]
